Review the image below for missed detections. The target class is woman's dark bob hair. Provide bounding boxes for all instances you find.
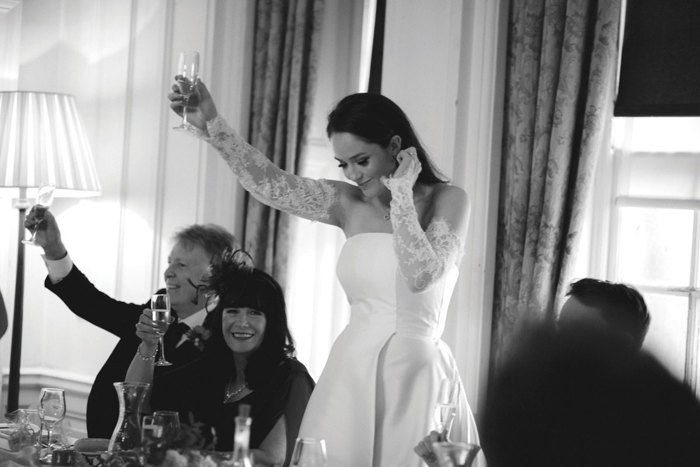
[203,250,295,389]
[326,92,448,184]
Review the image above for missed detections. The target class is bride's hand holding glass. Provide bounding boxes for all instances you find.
[168,76,218,133]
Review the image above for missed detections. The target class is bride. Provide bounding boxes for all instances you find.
[168,79,481,467]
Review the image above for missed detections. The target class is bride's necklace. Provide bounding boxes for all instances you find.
[224,380,248,402]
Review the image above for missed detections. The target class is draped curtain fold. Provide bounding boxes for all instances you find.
[491,0,621,373]
[245,0,325,284]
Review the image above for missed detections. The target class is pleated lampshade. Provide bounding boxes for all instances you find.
[0,91,101,198]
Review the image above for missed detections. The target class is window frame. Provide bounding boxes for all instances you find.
[602,118,700,395]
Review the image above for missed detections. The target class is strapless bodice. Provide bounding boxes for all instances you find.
[336,233,458,340]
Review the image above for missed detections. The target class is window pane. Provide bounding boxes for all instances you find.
[624,153,700,199]
[616,207,693,287]
[641,293,688,382]
[613,117,700,152]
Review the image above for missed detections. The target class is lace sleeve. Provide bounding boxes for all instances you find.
[201,116,340,223]
[388,186,465,293]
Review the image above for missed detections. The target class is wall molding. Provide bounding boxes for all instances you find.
[451,0,508,417]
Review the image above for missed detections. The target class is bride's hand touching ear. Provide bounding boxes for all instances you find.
[168,76,218,132]
[381,147,422,192]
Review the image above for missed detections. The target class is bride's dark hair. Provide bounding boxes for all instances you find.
[203,249,296,390]
[327,92,449,184]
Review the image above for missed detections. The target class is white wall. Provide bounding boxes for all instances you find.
[0,0,253,433]
[0,0,506,432]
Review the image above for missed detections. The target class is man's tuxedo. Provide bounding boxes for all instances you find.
[46,266,203,438]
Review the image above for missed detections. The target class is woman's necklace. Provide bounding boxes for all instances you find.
[224,380,248,402]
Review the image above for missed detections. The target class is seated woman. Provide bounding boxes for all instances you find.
[126,250,314,465]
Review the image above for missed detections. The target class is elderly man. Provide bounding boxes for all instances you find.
[25,209,237,438]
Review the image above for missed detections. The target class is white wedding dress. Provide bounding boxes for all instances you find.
[298,233,480,467]
[197,116,483,467]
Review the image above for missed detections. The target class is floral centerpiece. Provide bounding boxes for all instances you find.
[93,419,231,467]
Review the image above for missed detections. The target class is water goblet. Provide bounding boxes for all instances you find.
[173,51,200,131]
[38,388,66,461]
[23,185,56,246]
[434,377,459,440]
[151,293,172,366]
[432,441,481,467]
[290,438,327,467]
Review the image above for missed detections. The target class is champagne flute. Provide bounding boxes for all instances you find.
[151,293,172,366]
[23,185,56,246]
[38,388,66,460]
[290,438,327,467]
[173,51,200,131]
[434,377,459,440]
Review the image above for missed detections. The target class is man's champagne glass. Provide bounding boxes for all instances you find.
[151,293,172,366]
[38,388,66,460]
[434,377,459,440]
[23,185,56,246]
[173,51,200,131]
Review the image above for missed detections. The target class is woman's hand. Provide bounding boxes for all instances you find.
[135,309,167,347]
[168,76,218,132]
[381,146,422,192]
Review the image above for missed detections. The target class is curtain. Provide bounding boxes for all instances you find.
[490,0,621,373]
[244,0,325,285]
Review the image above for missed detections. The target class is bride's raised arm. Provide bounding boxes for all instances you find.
[382,149,470,293]
[169,78,346,227]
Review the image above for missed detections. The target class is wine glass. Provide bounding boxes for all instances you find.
[23,185,56,246]
[141,415,164,464]
[173,51,200,131]
[152,411,180,444]
[434,377,459,440]
[290,438,327,467]
[151,293,172,366]
[38,388,66,460]
[432,441,481,467]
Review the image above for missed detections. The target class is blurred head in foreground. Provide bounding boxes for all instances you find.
[482,324,700,467]
[558,278,650,349]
